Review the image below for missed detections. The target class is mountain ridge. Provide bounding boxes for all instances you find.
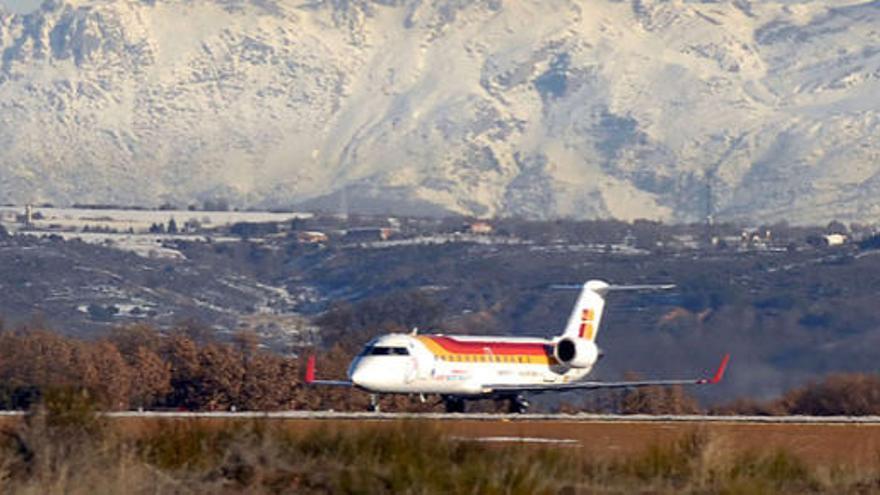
[1,0,879,223]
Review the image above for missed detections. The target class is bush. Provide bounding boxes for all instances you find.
[0,418,870,494]
[781,373,880,416]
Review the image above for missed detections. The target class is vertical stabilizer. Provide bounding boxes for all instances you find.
[556,280,675,342]
[561,280,609,341]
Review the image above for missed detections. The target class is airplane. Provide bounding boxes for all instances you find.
[306,280,729,413]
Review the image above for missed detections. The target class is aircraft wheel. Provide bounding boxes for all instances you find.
[443,397,466,413]
[509,396,530,414]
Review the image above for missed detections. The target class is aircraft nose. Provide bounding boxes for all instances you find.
[350,361,380,390]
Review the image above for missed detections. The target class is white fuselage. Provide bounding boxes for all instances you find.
[348,333,595,397]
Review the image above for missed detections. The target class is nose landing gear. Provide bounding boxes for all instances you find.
[367,394,381,413]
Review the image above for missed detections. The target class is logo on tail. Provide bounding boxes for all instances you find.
[579,309,596,340]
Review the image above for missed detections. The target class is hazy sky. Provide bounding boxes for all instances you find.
[1,0,41,14]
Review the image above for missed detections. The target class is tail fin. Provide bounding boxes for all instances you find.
[561,280,609,341]
[557,280,675,342]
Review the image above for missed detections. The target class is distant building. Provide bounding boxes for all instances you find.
[0,210,17,223]
[344,227,396,242]
[740,229,773,250]
[466,221,493,235]
[806,233,849,248]
[823,233,847,246]
[297,231,329,244]
[670,234,699,250]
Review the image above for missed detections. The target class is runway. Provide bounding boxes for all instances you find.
[100,411,880,423]
[3,410,880,423]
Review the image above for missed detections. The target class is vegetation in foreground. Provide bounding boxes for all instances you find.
[0,395,878,494]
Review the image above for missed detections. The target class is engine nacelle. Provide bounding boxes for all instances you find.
[553,338,599,369]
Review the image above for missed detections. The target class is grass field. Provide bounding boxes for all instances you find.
[2,407,880,494]
[90,416,880,468]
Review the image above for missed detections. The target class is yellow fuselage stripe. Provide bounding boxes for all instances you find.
[416,336,557,365]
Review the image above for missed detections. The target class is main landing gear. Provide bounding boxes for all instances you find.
[442,395,530,414]
[508,395,530,414]
[443,396,466,413]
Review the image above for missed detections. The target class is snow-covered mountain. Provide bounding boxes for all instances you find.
[1,0,879,223]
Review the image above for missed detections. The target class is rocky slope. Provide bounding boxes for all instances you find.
[1,0,879,223]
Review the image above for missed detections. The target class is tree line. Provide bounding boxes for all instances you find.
[0,319,879,415]
[0,323,307,411]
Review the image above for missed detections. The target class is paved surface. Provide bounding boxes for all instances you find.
[108,411,880,423]
[2,410,879,423]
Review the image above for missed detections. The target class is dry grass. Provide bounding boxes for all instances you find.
[1,401,880,494]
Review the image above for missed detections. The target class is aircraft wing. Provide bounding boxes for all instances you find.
[484,354,730,395]
[304,356,353,387]
[307,379,354,387]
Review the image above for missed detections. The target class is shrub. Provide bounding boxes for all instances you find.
[781,373,880,416]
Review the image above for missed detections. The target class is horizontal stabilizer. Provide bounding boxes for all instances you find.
[305,355,353,387]
[551,283,675,293]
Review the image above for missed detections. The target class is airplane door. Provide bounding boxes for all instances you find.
[404,343,420,383]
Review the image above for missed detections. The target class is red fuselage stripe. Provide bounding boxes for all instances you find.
[427,336,552,356]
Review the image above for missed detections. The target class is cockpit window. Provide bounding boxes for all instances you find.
[368,346,409,356]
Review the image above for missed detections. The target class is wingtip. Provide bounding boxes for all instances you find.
[709,353,730,384]
[305,355,316,384]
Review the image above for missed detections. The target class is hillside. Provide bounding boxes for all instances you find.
[1,0,880,222]
[3,214,880,403]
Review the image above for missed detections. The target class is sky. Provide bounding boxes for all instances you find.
[1,0,42,14]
